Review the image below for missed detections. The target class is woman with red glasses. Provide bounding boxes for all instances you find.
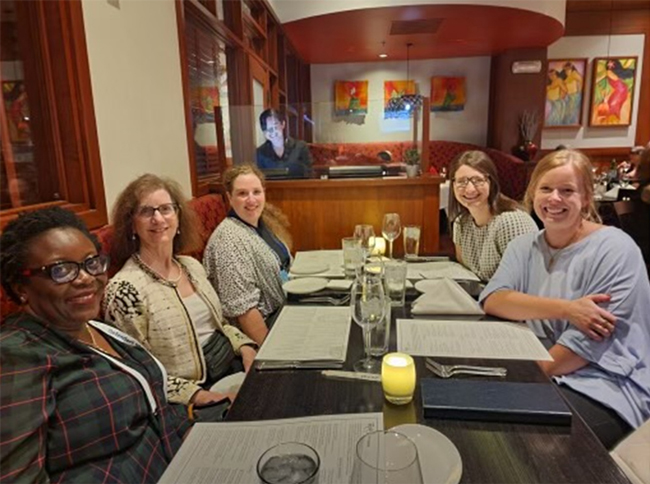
[0,207,190,483]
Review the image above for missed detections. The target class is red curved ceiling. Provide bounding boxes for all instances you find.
[283,5,565,63]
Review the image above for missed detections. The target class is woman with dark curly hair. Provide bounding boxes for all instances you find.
[0,206,190,483]
[103,174,257,415]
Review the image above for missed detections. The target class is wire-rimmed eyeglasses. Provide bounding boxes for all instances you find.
[136,203,179,219]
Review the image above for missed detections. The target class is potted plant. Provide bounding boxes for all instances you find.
[404,148,420,178]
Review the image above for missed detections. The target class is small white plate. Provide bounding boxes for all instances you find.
[209,371,246,394]
[414,279,441,293]
[283,277,329,294]
[291,262,329,275]
[393,424,462,484]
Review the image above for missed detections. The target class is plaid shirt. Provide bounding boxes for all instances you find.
[0,313,191,483]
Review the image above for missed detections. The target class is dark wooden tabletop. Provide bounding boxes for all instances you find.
[227,304,630,484]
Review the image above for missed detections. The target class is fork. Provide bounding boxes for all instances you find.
[426,358,507,378]
[300,295,351,306]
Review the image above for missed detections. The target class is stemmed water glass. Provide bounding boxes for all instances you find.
[354,224,376,262]
[382,214,402,259]
[350,274,386,373]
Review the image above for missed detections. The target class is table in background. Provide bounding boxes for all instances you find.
[228,305,630,484]
[263,176,443,255]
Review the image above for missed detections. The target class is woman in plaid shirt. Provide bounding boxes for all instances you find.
[0,207,191,483]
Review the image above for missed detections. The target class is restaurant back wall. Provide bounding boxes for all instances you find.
[310,57,491,146]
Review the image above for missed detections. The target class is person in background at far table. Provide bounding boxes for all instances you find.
[204,164,292,345]
[480,149,650,449]
[256,108,313,178]
[103,174,257,418]
[448,150,538,282]
[0,207,190,483]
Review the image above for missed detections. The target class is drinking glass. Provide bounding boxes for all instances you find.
[383,260,407,307]
[342,237,363,278]
[403,226,421,259]
[351,430,423,484]
[382,214,402,259]
[350,274,386,373]
[257,442,320,484]
[354,224,376,261]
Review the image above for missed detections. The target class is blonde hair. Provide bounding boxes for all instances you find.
[111,174,202,266]
[223,164,292,250]
[524,150,601,223]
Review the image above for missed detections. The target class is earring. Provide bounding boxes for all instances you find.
[19,295,26,305]
[176,229,181,235]
[132,233,136,241]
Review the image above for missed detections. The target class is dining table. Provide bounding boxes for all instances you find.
[226,287,631,484]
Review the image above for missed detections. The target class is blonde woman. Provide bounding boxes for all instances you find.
[481,150,650,448]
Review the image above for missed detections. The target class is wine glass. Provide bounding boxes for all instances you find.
[350,274,386,373]
[354,224,376,262]
[351,430,423,484]
[382,214,402,259]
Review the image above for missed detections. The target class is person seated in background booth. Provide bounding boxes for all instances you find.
[256,108,312,177]
[481,150,650,449]
[204,164,291,345]
[0,207,190,482]
[102,174,257,415]
[448,150,538,282]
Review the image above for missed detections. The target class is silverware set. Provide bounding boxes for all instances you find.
[299,295,351,306]
[425,357,507,379]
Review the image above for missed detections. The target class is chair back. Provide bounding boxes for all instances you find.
[610,419,650,484]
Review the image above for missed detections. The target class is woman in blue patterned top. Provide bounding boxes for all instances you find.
[0,207,190,483]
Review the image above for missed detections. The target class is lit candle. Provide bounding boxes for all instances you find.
[381,353,416,405]
[370,236,386,256]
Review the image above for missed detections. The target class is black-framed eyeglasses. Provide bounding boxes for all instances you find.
[136,203,179,219]
[21,254,110,284]
[452,176,488,189]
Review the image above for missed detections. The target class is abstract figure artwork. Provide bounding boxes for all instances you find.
[430,77,466,112]
[589,57,638,127]
[384,80,416,119]
[544,59,586,128]
[335,80,369,116]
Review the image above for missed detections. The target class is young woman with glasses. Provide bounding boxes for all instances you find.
[0,207,190,482]
[102,174,257,418]
[448,150,538,281]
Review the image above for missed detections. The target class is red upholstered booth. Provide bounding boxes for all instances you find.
[310,140,532,201]
[0,193,228,321]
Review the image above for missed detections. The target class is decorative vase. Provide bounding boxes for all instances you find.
[405,165,419,178]
[523,140,538,161]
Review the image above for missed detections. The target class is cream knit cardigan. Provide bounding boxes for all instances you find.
[103,255,254,404]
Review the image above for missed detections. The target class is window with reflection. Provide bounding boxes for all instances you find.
[0,0,106,228]
[184,13,231,179]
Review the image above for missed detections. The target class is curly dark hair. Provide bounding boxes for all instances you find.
[110,174,202,267]
[0,207,101,303]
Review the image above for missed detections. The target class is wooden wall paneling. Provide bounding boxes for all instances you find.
[265,177,441,254]
[487,48,547,158]
[565,7,650,145]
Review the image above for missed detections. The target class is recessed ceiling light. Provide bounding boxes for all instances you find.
[379,53,388,58]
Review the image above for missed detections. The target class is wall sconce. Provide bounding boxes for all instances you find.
[511,60,542,74]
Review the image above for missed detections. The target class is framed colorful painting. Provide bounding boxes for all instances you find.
[335,80,368,115]
[589,57,638,127]
[2,81,31,143]
[384,80,416,119]
[544,59,587,128]
[430,77,466,112]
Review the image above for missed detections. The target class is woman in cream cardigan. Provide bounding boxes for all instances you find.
[103,174,257,413]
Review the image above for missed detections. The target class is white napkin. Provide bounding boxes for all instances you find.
[326,279,353,290]
[603,186,619,200]
[411,278,484,315]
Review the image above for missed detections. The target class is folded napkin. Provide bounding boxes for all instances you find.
[603,186,619,200]
[326,279,353,291]
[411,278,484,315]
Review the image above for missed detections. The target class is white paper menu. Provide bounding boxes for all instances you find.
[158,413,383,484]
[397,319,552,361]
[255,306,352,369]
